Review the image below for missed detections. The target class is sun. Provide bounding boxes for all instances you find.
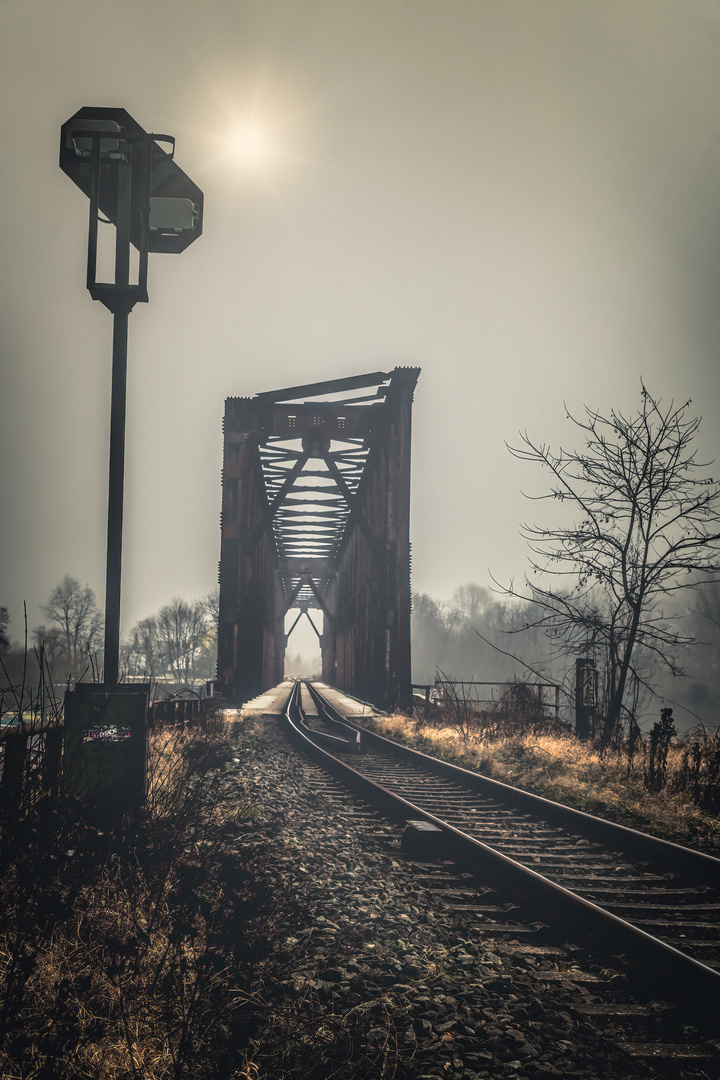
[191,65,318,188]
[227,121,276,170]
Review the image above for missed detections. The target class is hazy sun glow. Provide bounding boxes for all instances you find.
[226,121,277,170]
[193,65,317,188]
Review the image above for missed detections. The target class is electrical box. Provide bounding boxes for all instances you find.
[63,684,149,809]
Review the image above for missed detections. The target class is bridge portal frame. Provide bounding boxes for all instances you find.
[217,367,419,710]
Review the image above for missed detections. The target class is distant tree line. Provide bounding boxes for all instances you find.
[121,591,218,685]
[0,580,219,696]
[411,584,550,687]
[411,579,720,733]
[0,607,10,655]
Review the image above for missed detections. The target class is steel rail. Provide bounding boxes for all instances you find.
[309,682,720,888]
[292,683,363,753]
[284,681,720,1033]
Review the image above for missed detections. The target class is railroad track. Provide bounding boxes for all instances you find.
[283,679,720,1054]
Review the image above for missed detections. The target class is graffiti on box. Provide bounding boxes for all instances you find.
[82,726,133,743]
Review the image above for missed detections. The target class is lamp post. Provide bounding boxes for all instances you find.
[59,107,203,808]
[60,107,203,685]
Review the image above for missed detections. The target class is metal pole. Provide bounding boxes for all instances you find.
[103,309,128,686]
[103,152,132,686]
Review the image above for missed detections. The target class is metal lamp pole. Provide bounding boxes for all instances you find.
[103,153,133,686]
[61,110,202,685]
[82,130,149,686]
[103,300,131,686]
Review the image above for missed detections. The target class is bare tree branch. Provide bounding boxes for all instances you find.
[504,386,720,743]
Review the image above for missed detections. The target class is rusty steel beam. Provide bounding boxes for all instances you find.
[254,371,389,403]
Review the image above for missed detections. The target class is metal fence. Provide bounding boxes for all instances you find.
[150,693,220,728]
[412,679,561,719]
[0,720,64,820]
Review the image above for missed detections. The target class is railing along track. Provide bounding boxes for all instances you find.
[283,680,720,1037]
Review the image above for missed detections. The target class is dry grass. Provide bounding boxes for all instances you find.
[0,720,279,1080]
[367,714,720,853]
[6,707,716,1077]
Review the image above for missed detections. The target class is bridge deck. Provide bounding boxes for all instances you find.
[239,679,383,721]
[300,681,381,722]
[239,680,294,715]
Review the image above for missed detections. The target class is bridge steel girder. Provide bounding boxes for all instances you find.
[217,400,285,702]
[326,368,418,711]
[217,368,420,709]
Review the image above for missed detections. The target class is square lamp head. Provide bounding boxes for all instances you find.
[66,118,122,156]
[149,196,199,234]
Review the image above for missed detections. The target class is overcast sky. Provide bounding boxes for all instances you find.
[2,0,720,658]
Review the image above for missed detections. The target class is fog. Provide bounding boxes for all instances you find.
[409,582,720,735]
[2,2,720,695]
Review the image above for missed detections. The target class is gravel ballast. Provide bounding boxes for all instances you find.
[218,713,716,1080]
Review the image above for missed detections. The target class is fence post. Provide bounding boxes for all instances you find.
[575,659,597,739]
[0,730,27,814]
[42,726,63,798]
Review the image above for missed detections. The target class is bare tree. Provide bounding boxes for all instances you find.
[35,575,103,676]
[0,607,9,654]
[125,615,162,679]
[202,587,219,628]
[197,588,220,677]
[155,597,209,683]
[506,386,720,744]
[125,594,217,685]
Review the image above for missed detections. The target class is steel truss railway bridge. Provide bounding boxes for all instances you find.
[217,368,420,710]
